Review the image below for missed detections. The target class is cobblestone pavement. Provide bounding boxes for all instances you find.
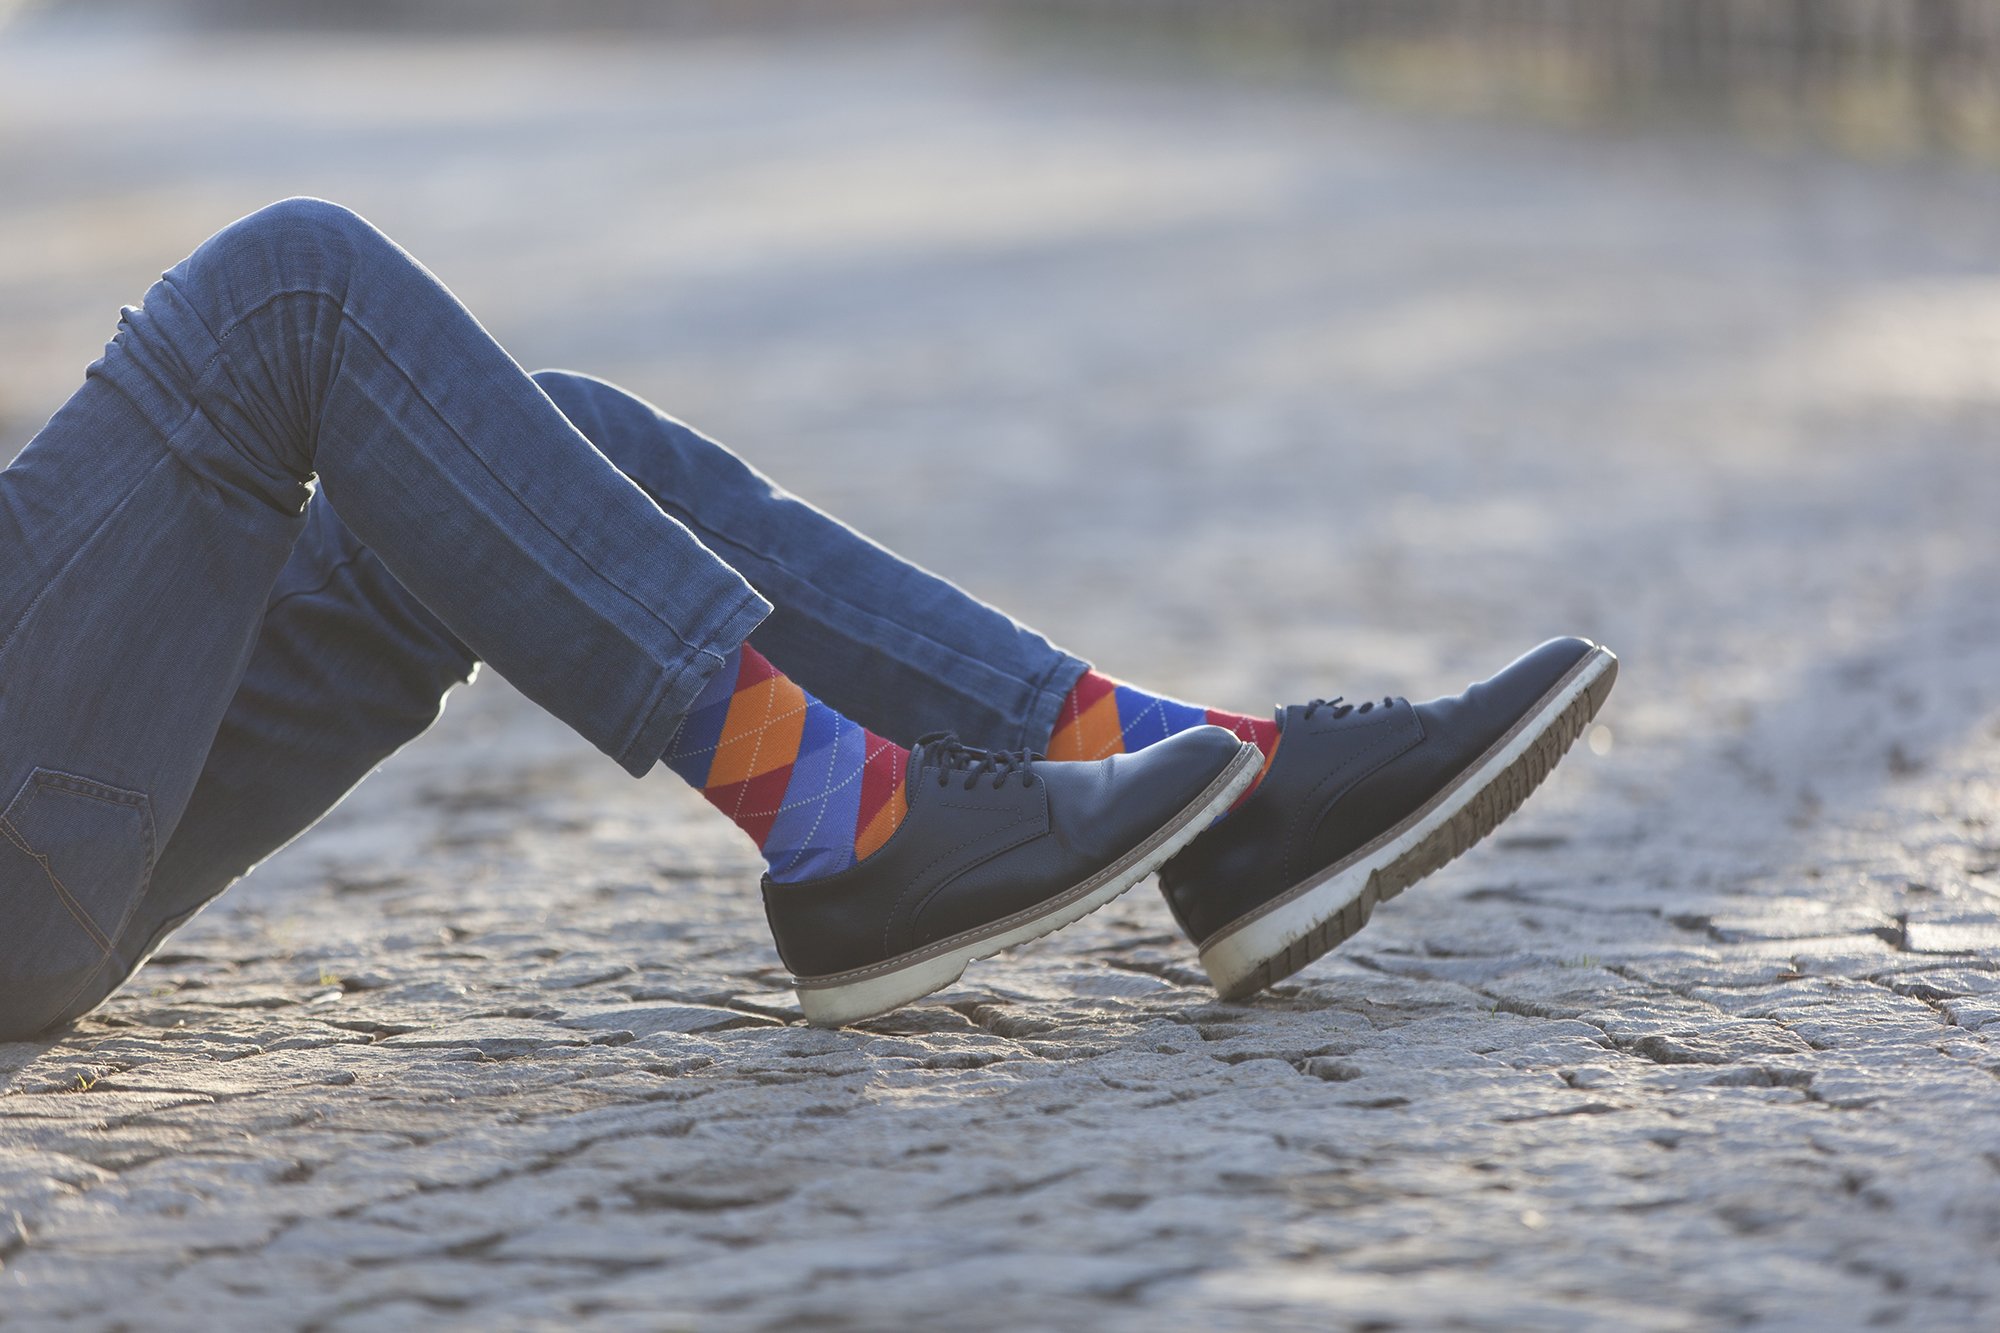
[4,13,2000,1330]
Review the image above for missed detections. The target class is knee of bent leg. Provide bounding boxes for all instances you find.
[190,197,393,299]
[239,196,382,252]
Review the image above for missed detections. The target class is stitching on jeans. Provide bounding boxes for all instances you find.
[195,285,732,662]
[650,498,1056,721]
[627,597,767,773]
[0,813,114,954]
[1024,656,1091,753]
[169,279,767,771]
[0,453,180,671]
[31,770,159,869]
[0,770,160,1020]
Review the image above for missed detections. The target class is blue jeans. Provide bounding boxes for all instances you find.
[0,200,1086,1040]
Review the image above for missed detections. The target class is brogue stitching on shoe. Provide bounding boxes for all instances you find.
[858,740,1057,958]
[1280,708,1424,886]
[890,811,1044,955]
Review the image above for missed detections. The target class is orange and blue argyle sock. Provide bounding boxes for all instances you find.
[1047,667,1280,797]
[663,643,908,883]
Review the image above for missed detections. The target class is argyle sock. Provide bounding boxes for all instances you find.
[1047,667,1280,794]
[663,642,908,883]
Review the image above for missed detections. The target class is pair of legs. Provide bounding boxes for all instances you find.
[1,198,1615,1036]
[0,198,1245,1035]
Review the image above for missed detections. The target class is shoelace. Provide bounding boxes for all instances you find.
[1301,695,1399,721]
[915,732,1041,790]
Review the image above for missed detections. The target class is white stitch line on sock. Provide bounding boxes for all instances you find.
[726,681,810,823]
[729,725,884,822]
[774,709,847,877]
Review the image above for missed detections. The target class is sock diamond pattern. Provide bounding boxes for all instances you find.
[1048,667,1279,791]
[664,643,908,882]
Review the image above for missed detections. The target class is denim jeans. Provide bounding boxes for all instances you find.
[0,200,1086,1040]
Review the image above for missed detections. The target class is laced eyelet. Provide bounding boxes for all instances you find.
[914,732,1040,790]
[1302,695,1399,721]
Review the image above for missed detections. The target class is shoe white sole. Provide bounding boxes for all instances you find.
[1201,645,1618,1000]
[794,739,1266,1027]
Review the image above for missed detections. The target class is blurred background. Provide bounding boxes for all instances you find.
[2,0,1997,802]
[7,3,2000,1326]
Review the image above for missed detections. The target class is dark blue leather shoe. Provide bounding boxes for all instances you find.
[1159,638,1617,999]
[765,726,1262,1026]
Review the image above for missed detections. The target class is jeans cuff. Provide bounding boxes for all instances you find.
[615,588,773,777]
[1019,651,1093,753]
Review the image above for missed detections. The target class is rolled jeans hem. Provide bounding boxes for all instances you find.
[1018,651,1093,754]
[616,587,771,776]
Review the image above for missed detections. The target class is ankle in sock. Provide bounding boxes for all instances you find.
[664,643,908,883]
[1048,667,1279,787]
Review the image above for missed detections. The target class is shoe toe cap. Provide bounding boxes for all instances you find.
[1044,725,1243,858]
[1419,636,1604,752]
[1502,636,1600,690]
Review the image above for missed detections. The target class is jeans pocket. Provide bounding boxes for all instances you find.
[0,768,156,1039]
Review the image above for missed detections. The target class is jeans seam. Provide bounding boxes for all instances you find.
[1,771,162,1027]
[184,282,737,663]
[1021,651,1092,752]
[658,506,949,653]
[0,452,180,671]
[656,498,1071,734]
[0,811,123,1025]
[625,662,688,770]
[615,587,769,774]
[0,812,112,954]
